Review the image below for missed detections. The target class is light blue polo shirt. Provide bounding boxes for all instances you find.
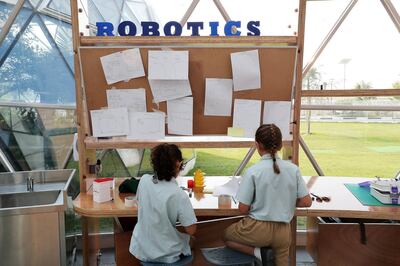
[236,154,309,223]
[129,174,197,263]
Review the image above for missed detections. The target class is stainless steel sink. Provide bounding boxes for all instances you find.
[0,190,61,209]
[0,169,75,266]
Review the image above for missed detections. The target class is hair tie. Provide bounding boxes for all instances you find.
[273,158,276,162]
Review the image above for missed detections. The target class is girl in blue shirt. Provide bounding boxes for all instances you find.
[224,124,312,266]
[130,143,197,264]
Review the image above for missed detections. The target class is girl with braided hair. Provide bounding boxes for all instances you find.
[129,143,197,264]
[224,124,312,266]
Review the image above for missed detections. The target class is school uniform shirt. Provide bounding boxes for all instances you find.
[236,154,309,223]
[129,174,197,263]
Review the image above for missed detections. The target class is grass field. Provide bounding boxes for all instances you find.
[187,122,400,178]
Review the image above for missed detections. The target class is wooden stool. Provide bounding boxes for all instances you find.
[141,255,193,266]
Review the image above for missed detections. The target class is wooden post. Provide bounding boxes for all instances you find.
[291,0,307,265]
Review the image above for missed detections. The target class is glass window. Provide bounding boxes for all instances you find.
[300,112,400,178]
[304,0,400,90]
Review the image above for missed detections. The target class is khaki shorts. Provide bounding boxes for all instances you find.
[224,216,290,249]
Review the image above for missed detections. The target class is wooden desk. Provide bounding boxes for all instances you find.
[73,176,400,266]
[305,176,400,220]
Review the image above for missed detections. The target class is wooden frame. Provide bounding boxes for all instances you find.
[301,89,400,97]
[70,1,307,265]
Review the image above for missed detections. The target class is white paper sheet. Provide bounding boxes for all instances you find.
[213,177,240,197]
[233,99,262,138]
[263,101,292,141]
[148,50,189,80]
[167,97,193,135]
[100,48,145,85]
[230,50,261,91]
[127,111,165,140]
[106,88,147,112]
[148,79,192,103]
[90,108,129,137]
[204,78,233,116]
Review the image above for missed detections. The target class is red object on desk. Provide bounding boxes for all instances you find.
[187,179,194,189]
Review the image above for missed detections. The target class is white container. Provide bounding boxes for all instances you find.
[93,178,114,203]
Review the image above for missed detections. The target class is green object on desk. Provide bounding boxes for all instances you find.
[119,178,140,194]
[344,183,397,206]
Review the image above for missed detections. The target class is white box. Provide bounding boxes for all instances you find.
[93,178,114,203]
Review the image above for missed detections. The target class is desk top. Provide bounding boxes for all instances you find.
[306,176,400,220]
[73,176,400,220]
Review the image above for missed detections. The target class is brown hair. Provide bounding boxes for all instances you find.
[151,143,183,181]
[255,124,283,174]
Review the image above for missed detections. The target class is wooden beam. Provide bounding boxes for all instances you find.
[291,1,307,265]
[301,89,400,97]
[80,36,298,46]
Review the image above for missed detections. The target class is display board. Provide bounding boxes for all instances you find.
[79,46,297,135]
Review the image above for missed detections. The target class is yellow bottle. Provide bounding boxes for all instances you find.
[193,169,205,192]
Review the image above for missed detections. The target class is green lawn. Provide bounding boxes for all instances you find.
[187,122,400,178]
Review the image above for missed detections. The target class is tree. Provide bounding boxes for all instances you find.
[393,81,400,101]
[302,67,321,134]
[354,80,375,101]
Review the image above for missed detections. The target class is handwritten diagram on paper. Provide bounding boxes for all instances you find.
[127,111,165,140]
[263,101,292,141]
[100,48,145,85]
[148,79,192,103]
[233,99,261,138]
[90,108,129,137]
[167,97,193,136]
[204,78,233,116]
[148,50,189,80]
[231,50,261,91]
[106,88,147,112]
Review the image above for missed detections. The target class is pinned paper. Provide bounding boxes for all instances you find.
[263,101,292,141]
[127,111,165,140]
[90,108,129,137]
[148,79,192,103]
[231,50,261,91]
[227,127,245,137]
[204,78,233,116]
[167,97,193,136]
[232,99,261,138]
[148,50,189,80]
[106,88,147,112]
[100,48,145,84]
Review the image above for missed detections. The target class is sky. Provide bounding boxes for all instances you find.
[58,0,400,89]
[144,0,400,89]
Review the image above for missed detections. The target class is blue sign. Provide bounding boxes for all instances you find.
[96,21,261,37]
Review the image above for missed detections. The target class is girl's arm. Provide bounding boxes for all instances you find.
[238,202,250,214]
[183,224,197,236]
[296,194,312,207]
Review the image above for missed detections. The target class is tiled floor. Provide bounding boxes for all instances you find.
[74,247,316,265]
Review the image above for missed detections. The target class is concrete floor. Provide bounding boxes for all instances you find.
[74,247,316,266]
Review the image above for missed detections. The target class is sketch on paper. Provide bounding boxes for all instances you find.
[148,50,189,80]
[90,108,129,137]
[204,78,233,116]
[100,48,145,84]
[232,99,262,137]
[148,79,192,103]
[231,50,261,91]
[263,101,292,141]
[127,111,165,140]
[106,88,147,112]
[167,97,193,136]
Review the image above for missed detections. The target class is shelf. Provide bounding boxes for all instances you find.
[85,135,293,149]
